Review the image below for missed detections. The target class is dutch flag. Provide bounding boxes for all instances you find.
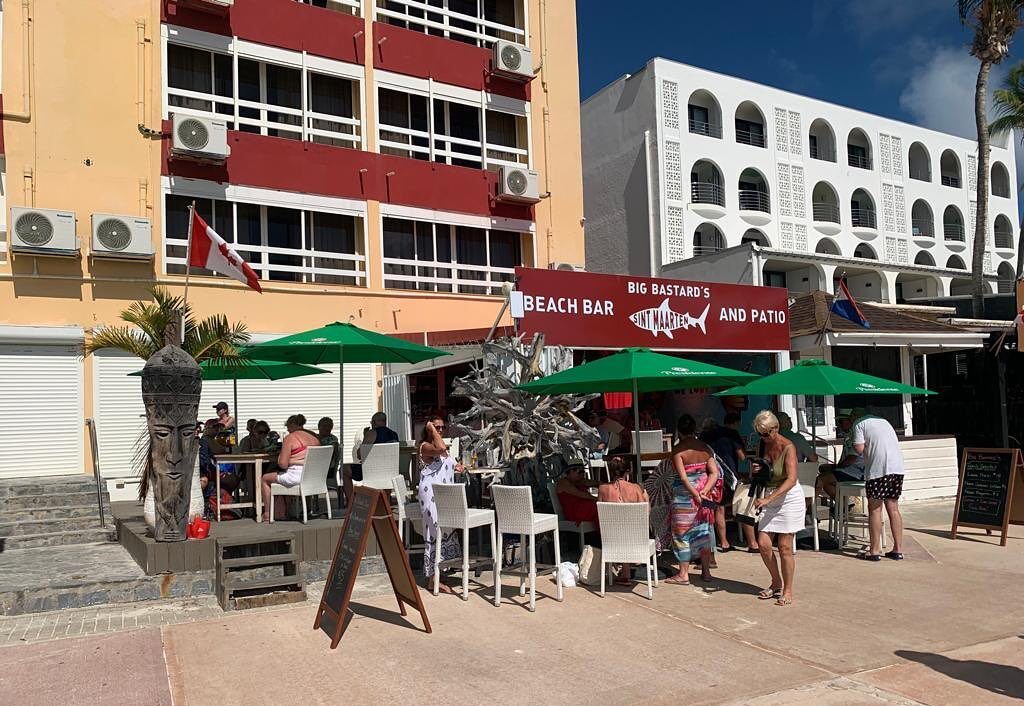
[831,275,870,328]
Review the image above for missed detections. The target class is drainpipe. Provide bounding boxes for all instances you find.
[644,129,657,277]
[5,0,34,122]
[537,0,555,265]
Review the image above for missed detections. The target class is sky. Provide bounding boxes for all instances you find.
[577,0,1024,197]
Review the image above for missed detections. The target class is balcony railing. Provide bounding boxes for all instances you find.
[994,230,1013,248]
[691,181,725,207]
[693,244,724,257]
[735,127,766,148]
[941,175,961,188]
[688,118,722,138]
[848,152,871,170]
[851,208,877,229]
[909,167,930,182]
[809,144,835,162]
[812,202,840,223]
[375,0,526,47]
[298,0,361,15]
[944,223,965,241]
[911,218,933,238]
[738,189,770,213]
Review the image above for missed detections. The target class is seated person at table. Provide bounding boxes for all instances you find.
[587,412,611,458]
[212,401,236,432]
[599,458,650,584]
[238,420,271,453]
[261,414,320,521]
[777,412,818,462]
[817,409,866,500]
[198,420,227,505]
[208,473,243,521]
[556,463,599,526]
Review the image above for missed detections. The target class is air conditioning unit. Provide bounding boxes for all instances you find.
[497,166,541,203]
[91,213,154,260]
[549,262,585,272]
[171,113,230,162]
[10,207,79,256]
[492,40,534,82]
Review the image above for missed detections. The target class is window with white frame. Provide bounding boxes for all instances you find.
[166,42,362,149]
[382,216,529,294]
[376,0,526,48]
[164,194,366,286]
[377,87,528,170]
[297,0,361,16]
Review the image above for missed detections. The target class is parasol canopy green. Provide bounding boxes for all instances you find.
[715,358,935,397]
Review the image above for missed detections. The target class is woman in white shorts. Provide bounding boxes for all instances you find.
[751,410,802,606]
[261,414,320,521]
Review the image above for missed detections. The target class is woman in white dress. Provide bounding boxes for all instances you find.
[751,410,802,606]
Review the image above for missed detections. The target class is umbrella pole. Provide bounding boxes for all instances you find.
[233,378,238,434]
[632,378,642,481]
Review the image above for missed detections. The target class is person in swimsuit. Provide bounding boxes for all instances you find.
[598,457,650,585]
[260,414,320,521]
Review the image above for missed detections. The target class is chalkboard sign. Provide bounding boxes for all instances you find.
[951,448,1023,547]
[314,487,430,648]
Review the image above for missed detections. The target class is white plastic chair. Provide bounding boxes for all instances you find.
[354,442,400,491]
[431,484,498,604]
[596,502,658,599]
[796,461,833,551]
[269,445,333,524]
[632,430,664,475]
[547,482,597,553]
[837,481,886,549]
[492,485,563,612]
[392,475,424,554]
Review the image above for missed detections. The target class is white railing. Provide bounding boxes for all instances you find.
[485,143,529,169]
[167,241,367,285]
[306,109,362,148]
[236,98,304,139]
[375,0,526,48]
[379,122,528,169]
[383,257,516,294]
[379,124,432,159]
[297,0,361,16]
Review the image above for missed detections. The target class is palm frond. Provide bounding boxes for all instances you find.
[84,326,158,360]
[185,315,251,362]
[989,61,1024,137]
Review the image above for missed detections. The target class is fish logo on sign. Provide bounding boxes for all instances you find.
[629,298,710,339]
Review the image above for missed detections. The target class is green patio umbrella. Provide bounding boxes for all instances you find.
[519,348,758,473]
[716,358,935,447]
[245,322,450,442]
[130,359,330,428]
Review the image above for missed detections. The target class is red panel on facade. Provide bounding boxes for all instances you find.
[162,0,364,65]
[161,124,533,221]
[372,22,530,102]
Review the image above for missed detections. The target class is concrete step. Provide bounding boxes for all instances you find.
[0,527,116,551]
[0,491,110,512]
[0,476,101,498]
[0,517,110,537]
[2,505,106,523]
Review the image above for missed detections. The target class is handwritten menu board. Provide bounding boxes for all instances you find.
[951,448,1022,547]
[315,487,430,648]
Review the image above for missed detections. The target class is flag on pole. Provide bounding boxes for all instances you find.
[830,275,869,328]
[188,210,262,293]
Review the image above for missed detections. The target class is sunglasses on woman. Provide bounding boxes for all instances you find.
[759,428,777,438]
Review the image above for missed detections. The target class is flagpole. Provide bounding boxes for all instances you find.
[182,201,197,345]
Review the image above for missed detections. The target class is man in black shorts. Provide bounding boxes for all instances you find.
[852,412,905,561]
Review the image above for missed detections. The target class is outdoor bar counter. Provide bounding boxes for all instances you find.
[815,434,959,502]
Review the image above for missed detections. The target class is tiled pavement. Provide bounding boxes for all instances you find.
[0,574,393,647]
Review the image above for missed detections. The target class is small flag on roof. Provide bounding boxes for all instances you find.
[830,275,870,328]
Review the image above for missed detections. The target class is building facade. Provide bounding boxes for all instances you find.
[582,58,1020,304]
[0,0,584,480]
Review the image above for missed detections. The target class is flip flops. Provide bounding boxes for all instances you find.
[758,587,781,600]
[858,552,882,562]
[884,551,904,561]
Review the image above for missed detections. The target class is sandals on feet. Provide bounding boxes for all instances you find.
[758,587,781,600]
[858,553,882,562]
[665,574,691,586]
[775,596,793,606]
[884,551,904,561]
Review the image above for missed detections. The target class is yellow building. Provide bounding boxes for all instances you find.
[0,0,584,482]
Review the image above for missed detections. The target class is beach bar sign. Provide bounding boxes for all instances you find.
[511,268,791,352]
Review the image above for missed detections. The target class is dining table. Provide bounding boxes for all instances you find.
[213,452,276,522]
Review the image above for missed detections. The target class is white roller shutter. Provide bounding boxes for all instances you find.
[0,344,83,478]
[92,352,148,478]
[382,374,411,442]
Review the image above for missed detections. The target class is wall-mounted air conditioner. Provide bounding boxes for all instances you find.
[497,166,541,203]
[91,213,154,260]
[492,40,534,82]
[10,207,79,256]
[548,262,586,272]
[171,113,230,162]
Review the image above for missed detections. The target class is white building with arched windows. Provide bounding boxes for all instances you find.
[582,58,1020,302]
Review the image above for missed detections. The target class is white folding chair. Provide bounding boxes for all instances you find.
[431,484,498,603]
[392,475,424,554]
[597,502,658,599]
[547,482,596,553]
[354,442,400,491]
[269,445,333,524]
[492,485,562,612]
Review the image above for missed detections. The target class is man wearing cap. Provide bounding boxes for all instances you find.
[815,409,865,501]
[213,401,235,432]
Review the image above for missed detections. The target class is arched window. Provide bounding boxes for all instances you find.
[815,238,841,255]
[854,243,877,259]
[994,215,1014,249]
[997,262,1015,293]
[992,162,1011,197]
[946,255,967,270]
[738,168,770,213]
[734,101,766,148]
[808,119,836,162]
[908,142,931,181]
[911,200,934,238]
[940,149,961,188]
[851,188,876,229]
[741,228,770,246]
[690,159,725,207]
[914,251,935,266]
[687,90,722,138]
[693,223,725,256]
[847,128,872,169]
[943,206,964,242]
[811,181,840,223]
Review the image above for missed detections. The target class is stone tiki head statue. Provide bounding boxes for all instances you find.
[141,344,202,542]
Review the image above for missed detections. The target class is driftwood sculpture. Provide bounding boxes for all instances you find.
[452,334,599,492]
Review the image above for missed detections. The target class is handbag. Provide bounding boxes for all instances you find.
[732,483,764,526]
[577,545,603,586]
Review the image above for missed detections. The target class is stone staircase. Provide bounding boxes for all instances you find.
[0,476,115,550]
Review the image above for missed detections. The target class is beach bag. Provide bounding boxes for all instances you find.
[577,545,602,586]
[732,483,763,526]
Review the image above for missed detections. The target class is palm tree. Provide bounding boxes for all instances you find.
[84,286,249,362]
[988,61,1024,279]
[959,0,1024,316]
